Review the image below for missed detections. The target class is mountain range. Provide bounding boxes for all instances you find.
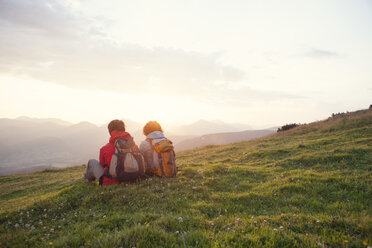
[0,117,274,175]
[175,129,275,151]
[168,120,253,136]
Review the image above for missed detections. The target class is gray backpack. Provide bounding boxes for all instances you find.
[109,137,145,181]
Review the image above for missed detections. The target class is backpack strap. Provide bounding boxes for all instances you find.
[147,138,165,178]
[146,138,156,161]
[159,155,165,178]
[99,164,111,186]
[169,150,176,177]
[146,138,154,151]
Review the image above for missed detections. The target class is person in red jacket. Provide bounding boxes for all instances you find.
[84,119,139,186]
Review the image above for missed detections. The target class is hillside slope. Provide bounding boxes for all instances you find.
[175,129,275,151]
[0,109,371,247]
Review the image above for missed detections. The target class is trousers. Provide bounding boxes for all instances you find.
[84,159,104,182]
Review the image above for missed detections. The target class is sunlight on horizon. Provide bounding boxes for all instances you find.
[0,0,371,128]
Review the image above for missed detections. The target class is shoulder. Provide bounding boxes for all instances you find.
[140,139,150,147]
[139,139,151,152]
[100,142,114,153]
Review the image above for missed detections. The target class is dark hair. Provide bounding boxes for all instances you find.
[143,121,163,136]
[108,119,126,134]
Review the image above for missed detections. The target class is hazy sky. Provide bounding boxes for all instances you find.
[0,0,371,128]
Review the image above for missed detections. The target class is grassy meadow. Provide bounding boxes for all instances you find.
[0,109,371,247]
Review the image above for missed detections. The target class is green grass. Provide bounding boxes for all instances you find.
[1,109,371,247]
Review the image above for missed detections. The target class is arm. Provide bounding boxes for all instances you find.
[134,144,140,153]
[99,147,105,167]
[139,140,153,168]
[139,140,151,154]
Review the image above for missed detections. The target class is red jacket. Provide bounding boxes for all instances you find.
[99,130,139,186]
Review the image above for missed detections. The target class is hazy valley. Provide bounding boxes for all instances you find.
[0,117,272,175]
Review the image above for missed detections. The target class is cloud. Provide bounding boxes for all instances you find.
[0,0,244,94]
[0,0,299,104]
[305,48,339,58]
[0,0,93,38]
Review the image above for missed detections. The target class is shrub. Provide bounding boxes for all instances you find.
[277,123,299,132]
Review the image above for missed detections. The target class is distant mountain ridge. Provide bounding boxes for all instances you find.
[175,129,275,151]
[16,116,72,126]
[0,116,263,175]
[169,119,252,136]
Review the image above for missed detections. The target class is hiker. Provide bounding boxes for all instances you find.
[84,119,144,185]
[139,121,177,178]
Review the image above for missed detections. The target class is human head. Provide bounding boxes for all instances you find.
[143,121,163,136]
[108,119,126,135]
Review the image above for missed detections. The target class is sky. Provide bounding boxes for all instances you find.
[0,0,371,128]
